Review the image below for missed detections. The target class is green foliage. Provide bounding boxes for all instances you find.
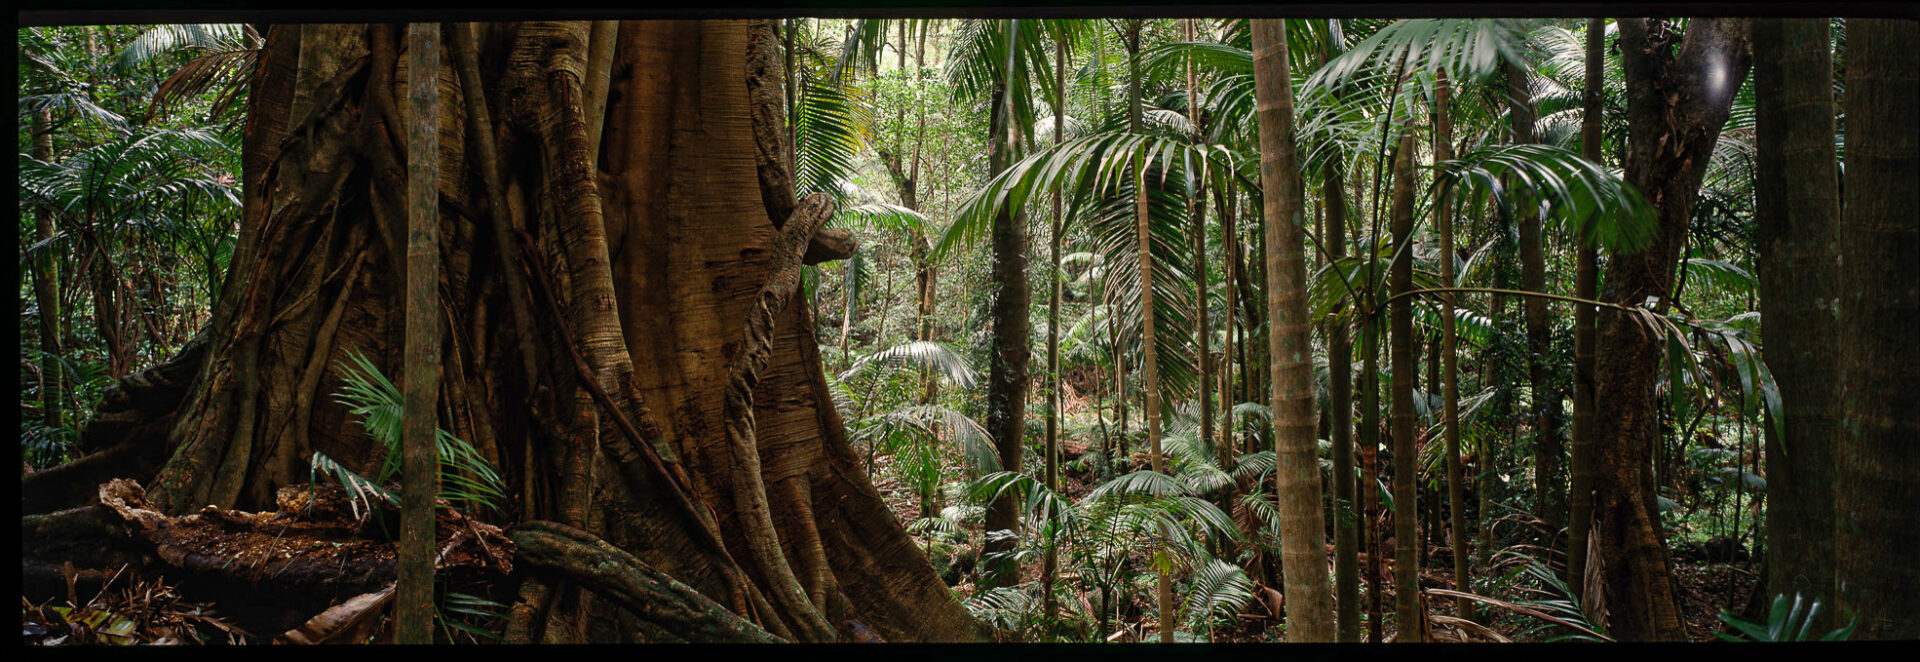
[1716,594,1857,642]
[315,350,507,517]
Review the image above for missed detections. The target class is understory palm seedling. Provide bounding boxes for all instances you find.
[308,350,506,518]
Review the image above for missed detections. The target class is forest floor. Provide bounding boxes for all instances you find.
[867,442,1761,643]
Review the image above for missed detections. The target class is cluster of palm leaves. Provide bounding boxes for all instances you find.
[310,350,507,518]
[790,15,1792,642]
[19,25,251,461]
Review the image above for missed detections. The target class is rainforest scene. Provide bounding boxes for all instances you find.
[16,14,1919,644]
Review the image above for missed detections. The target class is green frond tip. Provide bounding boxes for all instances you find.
[324,348,507,515]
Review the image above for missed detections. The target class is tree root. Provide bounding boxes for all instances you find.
[509,520,781,643]
[720,193,840,642]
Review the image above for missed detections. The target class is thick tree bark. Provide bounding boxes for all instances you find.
[1833,17,1919,641]
[1251,19,1336,642]
[1752,17,1840,628]
[1599,17,1750,641]
[73,20,982,643]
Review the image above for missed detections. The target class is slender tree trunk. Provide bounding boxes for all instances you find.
[1042,29,1067,628]
[1250,19,1336,642]
[1432,67,1472,623]
[1388,131,1423,639]
[1504,61,1566,533]
[30,109,64,431]
[1752,17,1840,627]
[1187,19,1214,517]
[1834,17,1919,641]
[395,22,443,644]
[1324,155,1361,642]
[1566,17,1604,601]
[1599,18,1751,640]
[1119,20,1176,642]
[981,18,1031,592]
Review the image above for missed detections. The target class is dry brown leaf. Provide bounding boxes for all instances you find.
[274,583,395,644]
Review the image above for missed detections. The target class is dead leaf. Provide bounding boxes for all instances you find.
[274,583,395,644]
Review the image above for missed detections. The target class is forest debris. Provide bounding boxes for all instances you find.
[274,583,395,644]
[1430,614,1512,643]
[21,567,246,645]
[274,484,352,521]
[1426,588,1613,641]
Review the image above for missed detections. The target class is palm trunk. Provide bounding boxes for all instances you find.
[1431,68,1473,622]
[1217,183,1239,469]
[1119,21,1177,643]
[1504,61,1565,533]
[394,22,443,644]
[30,109,64,431]
[1834,18,1919,641]
[1250,19,1336,642]
[980,18,1031,592]
[1323,155,1361,641]
[1387,132,1423,639]
[1751,17,1841,628]
[1042,29,1066,628]
[1566,17,1604,601]
[1187,19,1214,520]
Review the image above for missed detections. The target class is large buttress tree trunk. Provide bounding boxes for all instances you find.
[1596,17,1750,641]
[78,20,981,643]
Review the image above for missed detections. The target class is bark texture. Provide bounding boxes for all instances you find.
[1250,19,1336,642]
[49,20,982,643]
[1751,17,1840,627]
[1566,17,1604,601]
[1833,17,1919,641]
[1599,17,1750,641]
[980,19,1031,592]
[1388,132,1423,637]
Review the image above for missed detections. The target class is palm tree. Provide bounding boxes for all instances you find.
[1387,126,1423,639]
[1833,18,1919,641]
[1751,17,1840,630]
[1250,18,1336,642]
[1566,16,1606,603]
[395,25,442,642]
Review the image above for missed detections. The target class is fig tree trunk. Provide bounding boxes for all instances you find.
[1597,17,1750,641]
[56,20,982,644]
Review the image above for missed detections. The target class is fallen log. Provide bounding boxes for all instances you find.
[21,479,513,639]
